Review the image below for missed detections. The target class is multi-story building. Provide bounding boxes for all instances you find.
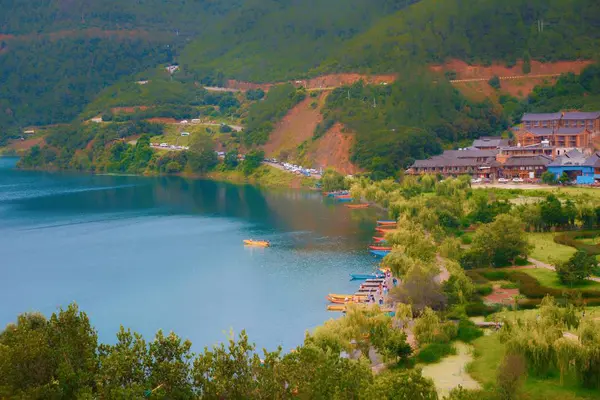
[547,150,600,184]
[408,149,499,178]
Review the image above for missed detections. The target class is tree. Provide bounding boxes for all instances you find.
[541,171,557,185]
[556,250,598,286]
[496,354,526,400]
[559,172,570,185]
[360,369,438,400]
[224,150,239,169]
[522,51,531,74]
[240,150,264,175]
[540,195,566,228]
[462,214,530,267]
[488,75,501,89]
[391,266,447,312]
[320,168,347,192]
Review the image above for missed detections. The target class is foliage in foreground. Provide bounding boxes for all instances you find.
[0,303,439,400]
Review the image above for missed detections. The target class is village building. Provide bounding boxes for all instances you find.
[408,149,499,178]
[547,150,600,185]
[497,155,552,179]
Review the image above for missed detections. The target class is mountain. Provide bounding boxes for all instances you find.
[3,0,600,175]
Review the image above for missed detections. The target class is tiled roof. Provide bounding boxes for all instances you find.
[548,149,587,167]
[443,149,498,158]
[526,128,555,136]
[472,137,510,148]
[522,112,562,122]
[502,155,552,167]
[562,111,600,120]
[411,149,498,168]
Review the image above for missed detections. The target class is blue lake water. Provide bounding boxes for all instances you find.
[0,157,380,351]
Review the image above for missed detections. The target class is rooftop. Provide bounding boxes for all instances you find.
[522,112,562,122]
[472,137,510,149]
[525,127,587,135]
[548,149,588,167]
[562,111,600,120]
[502,155,552,167]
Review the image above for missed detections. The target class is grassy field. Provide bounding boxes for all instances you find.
[519,268,600,290]
[527,232,577,264]
[476,186,600,201]
[468,333,599,400]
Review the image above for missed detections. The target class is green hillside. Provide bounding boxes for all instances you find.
[324,0,600,73]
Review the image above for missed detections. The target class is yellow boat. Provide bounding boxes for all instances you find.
[327,304,346,312]
[328,293,367,300]
[243,239,270,247]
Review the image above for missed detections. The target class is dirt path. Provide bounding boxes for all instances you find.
[421,342,480,397]
[528,258,600,283]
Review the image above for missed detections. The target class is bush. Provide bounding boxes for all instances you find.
[488,75,501,89]
[465,270,489,284]
[465,301,499,316]
[554,231,600,256]
[417,342,456,364]
[457,319,484,343]
[480,270,509,281]
[475,284,493,296]
[515,257,530,266]
[461,235,473,245]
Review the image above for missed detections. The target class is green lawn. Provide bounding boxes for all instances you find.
[527,232,577,264]
[519,268,600,290]
[468,333,599,400]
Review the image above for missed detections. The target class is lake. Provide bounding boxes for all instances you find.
[0,157,379,351]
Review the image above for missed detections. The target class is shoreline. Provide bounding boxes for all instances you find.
[10,160,317,191]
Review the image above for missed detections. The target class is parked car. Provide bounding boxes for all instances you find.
[512,177,524,183]
[498,178,510,183]
[471,178,482,184]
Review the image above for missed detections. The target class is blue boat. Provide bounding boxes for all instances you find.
[336,197,353,202]
[370,250,391,258]
[350,273,385,280]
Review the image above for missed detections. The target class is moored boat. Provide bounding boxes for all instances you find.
[372,237,387,243]
[243,239,270,247]
[377,220,397,225]
[370,249,391,258]
[345,203,369,209]
[350,273,385,280]
[328,293,367,300]
[327,304,346,312]
[375,227,395,233]
[368,245,392,251]
[326,295,367,304]
[336,197,353,202]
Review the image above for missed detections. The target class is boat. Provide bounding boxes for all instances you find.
[350,273,385,280]
[345,204,369,209]
[327,191,349,197]
[370,249,391,258]
[336,197,353,202]
[326,295,367,304]
[243,239,270,247]
[375,227,395,233]
[328,293,367,300]
[368,245,393,251]
[372,237,387,243]
[327,304,346,312]
[377,220,397,226]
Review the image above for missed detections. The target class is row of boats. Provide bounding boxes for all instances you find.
[326,219,398,311]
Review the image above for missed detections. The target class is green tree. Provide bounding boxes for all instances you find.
[522,51,532,74]
[559,172,570,184]
[463,214,530,267]
[224,150,239,169]
[488,75,501,89]
[320,169,347,192]
[360,369,438,400]
[241,150,264,175]
[541,171,557,185]
[556,250,598,286]
[540,195,566,228]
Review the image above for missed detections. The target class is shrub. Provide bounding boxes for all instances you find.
[465,270,489,284]
[554,231,600,256]
[457,319,484,343]
[461,235,473,245]
[488,75,501,89]
[500,282,518,289]
[417,342,456,364]
[475,284,493,296]
[465,301,499,316]
[515,257,530,266]
[481,270,509,281]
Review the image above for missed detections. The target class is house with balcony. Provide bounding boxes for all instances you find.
[497,155,552,179]
[408,149,499,178]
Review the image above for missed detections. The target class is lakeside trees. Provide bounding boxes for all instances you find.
[0,303,438,400]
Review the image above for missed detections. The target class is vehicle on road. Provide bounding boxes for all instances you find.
[498,178,510,183]
[512,177,524,183]
[471,178,482,184]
